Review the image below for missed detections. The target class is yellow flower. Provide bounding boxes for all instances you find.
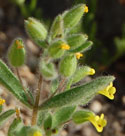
[88,68,95,75]
[88,113,107,132]
[98,82,116,100]
[75,52,83,59]
[33,131,42,136]
[84,5,88,13]
[60,43,70,50]
[15,107,20,118]
[0,98,5,105]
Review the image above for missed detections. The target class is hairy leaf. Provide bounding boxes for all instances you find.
[0,60,32,108]
[39,76,115,110]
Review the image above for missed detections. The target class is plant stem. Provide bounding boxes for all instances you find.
[16,67,33,105]
[16,67,26,93]
[49,77,66,99]
[31,75,42,125]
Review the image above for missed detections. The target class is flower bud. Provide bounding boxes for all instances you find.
[69,41,93,53]
[48,40,69,59]
[39,59,57,80]
[50,15,64,40]
[59,54,77,77]
[8,38,26,67]
[25,17,47,47]
[66,34,88,50]
[72,66,95,84]
[63,4,87,29]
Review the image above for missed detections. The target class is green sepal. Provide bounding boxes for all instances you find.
[69,41,93,53]
[50,79,59,93]
[0,109,15,126]
[52,106,76,129]
[39,76,115,110]
[17,126,30,136]
[48,40,65,59]
[59,54,77,77]
[72,110,92,124]
[8,118,24,136]
[8,38,26,67]
[49,15,64,40]
[44,114,52,136]
[0,60,32,108]
[66,34,88,50]
[72,66,94,84]
[39,59,57,80]
[44,114,52,130]
[37,110,48,127]
[25,17,47,48]
[63,4,85,29]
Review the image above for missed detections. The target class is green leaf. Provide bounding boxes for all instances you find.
[44,114,52,136]
[50,79,59,93]
[0,60,32,108]
[66,34,88,50]
[39,76,115,110]
[8,118,24,136]
[37,110,48,127]
[72,110,92,124]
[49,15,64,40]
[52,106,76,129]
[44,114,52,130]
[0,109,15,126]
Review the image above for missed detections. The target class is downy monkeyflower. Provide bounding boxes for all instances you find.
[98,82,116,100]
[60,43,70,50]
[88,113,107,132]
[84,5,88,13]
[88,68,95,75]
[0,98,5,105]
[75,52,83,59]
[33,131,42,136]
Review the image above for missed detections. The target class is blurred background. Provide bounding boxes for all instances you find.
[0,0,125,136]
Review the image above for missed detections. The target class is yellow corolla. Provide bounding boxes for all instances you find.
[88,113,107,132]
[98,82,116,100]
[0,98,5,105]
[75,52,83,59]
[84,5,88,13]
[60,43,70,50]
[33,131,42,136]
[88,68,95,75]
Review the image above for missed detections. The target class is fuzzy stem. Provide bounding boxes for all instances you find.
[31,75,42,125]
[49,77,66,99]
[16,67,33,105]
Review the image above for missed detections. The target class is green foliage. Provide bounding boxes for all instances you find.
[72,110,92,124]
[0,60,32,108]
[8,38,26,67]
[0,3,116,136]
[59,54,77,77]
[66,34,88,50]
[0,110,15,126]
[25,17,47,47]
[48,40,65,58]
[39,76,114,110]
[51,106,76,129]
